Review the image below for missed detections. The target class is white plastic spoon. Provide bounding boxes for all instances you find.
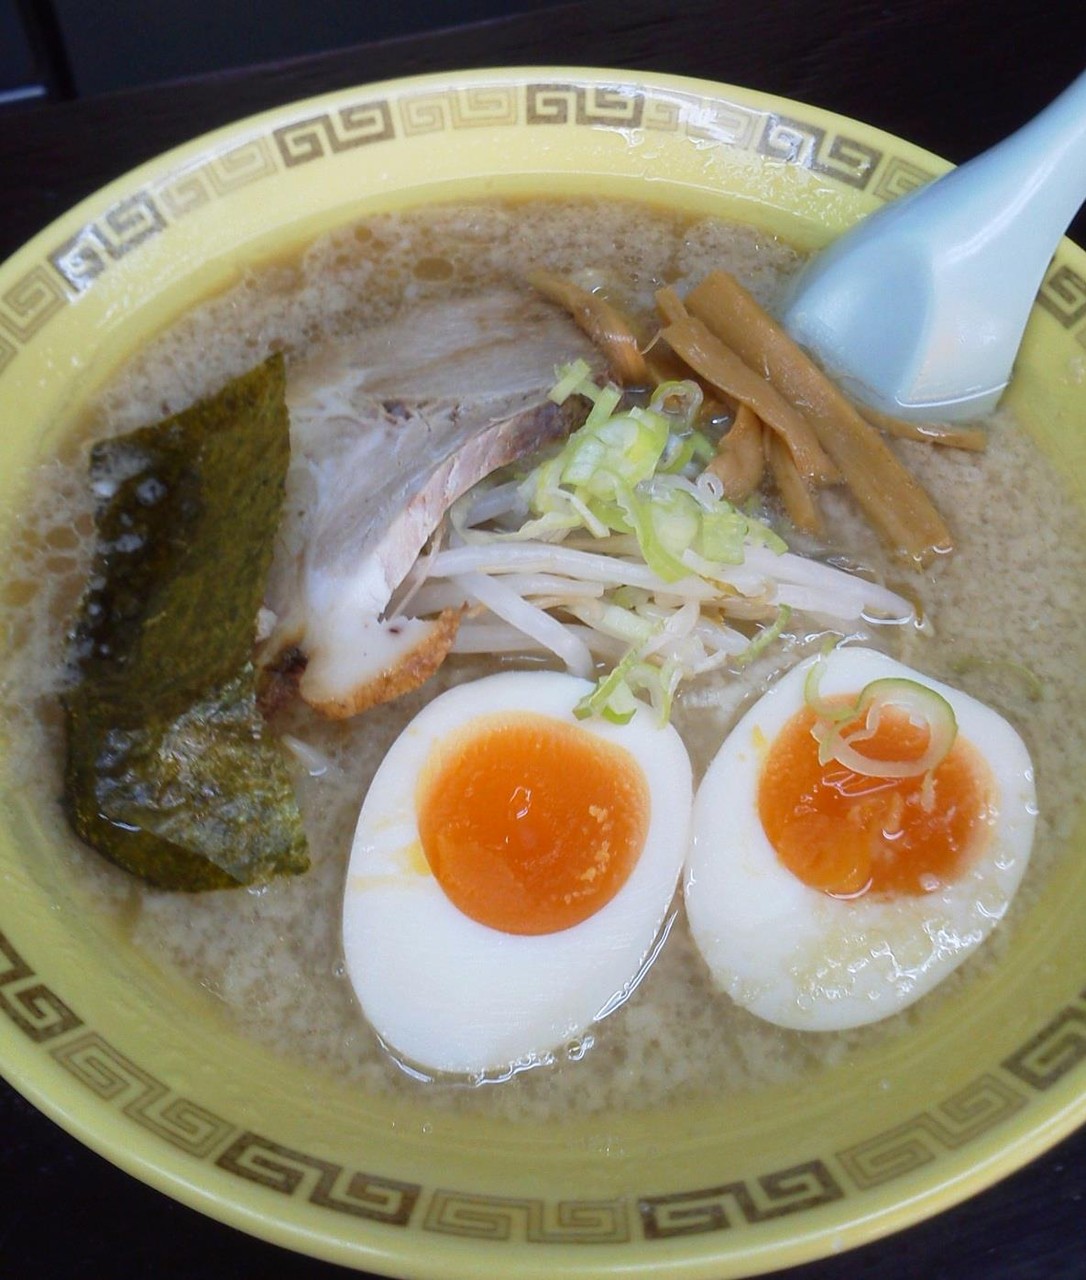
[782,68,1086,421]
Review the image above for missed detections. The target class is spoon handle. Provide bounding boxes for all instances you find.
[941,67,1086,270]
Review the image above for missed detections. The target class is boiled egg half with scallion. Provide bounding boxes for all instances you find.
[342,670,692,1076]
[685,647,1036,1031]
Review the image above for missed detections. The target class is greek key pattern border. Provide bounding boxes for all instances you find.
[423,1189,632,1242]
[3,926,1086,1246]
[836,1073,1027,1189]
[3,79,1084,377]
[638,1160,845,1238]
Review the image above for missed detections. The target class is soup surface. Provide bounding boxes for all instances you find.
[2,197,1084,1122]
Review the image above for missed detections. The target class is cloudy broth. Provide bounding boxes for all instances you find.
[2,198,1085,1122]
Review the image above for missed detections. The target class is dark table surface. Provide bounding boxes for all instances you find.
[2,2,1085,1277]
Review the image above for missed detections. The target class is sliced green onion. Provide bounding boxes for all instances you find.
[742,521,789,555]
[574,647,683,727]
[500,369,811,724]
[736,605,792,668]
[612,485,691,582]
[600,697,638,725]
[696,506,749,565]
[593,602,659,645]
[659,434,698,474]
[689,430,716,463]
[574,647,643,722]
[610,584,649,611]
[649,379,703,426]
[808,675,958,778]
[548,359,593,404]
[803,647,857,723]
[630,657,682,724]
[583,382,624,429]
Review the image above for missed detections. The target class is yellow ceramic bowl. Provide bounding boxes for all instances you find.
[1,67,1085,1279]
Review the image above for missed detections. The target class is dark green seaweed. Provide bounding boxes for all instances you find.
[63,355,308,891]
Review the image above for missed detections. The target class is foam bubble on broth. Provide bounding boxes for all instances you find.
[1,198,1085,1124]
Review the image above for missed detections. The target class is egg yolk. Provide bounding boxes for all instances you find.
[758,703,994,897]
[416,712,650,935]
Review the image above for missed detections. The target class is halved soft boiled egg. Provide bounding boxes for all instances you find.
[685,647,1036,1032]
[342,670,692,1076]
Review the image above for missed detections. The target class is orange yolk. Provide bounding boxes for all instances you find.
[758,703,993,897]
[416,713,650,935]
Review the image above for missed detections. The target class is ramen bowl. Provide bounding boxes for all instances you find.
[1,67,1084,1279]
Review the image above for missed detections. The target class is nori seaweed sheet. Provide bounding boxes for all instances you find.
[63,355,309,891]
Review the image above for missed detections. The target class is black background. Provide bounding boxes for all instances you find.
[2,2,1085,1277]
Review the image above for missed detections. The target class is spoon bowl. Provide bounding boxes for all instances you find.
[782,68,1086,420]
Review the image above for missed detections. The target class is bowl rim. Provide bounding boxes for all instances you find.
[2,63,1085,1279]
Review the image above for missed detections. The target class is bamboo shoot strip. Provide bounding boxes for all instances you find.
[527,269,650,385]
[764,427,824,537]
[860,402,988,452]
[684,271,953,565]
[706,402,766,503]
[655,288,837,486]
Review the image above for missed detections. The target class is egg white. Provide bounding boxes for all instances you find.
[684,647,1037,1031]
[342,669,692,1076]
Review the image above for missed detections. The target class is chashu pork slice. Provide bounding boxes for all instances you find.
[264,290,600,717]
